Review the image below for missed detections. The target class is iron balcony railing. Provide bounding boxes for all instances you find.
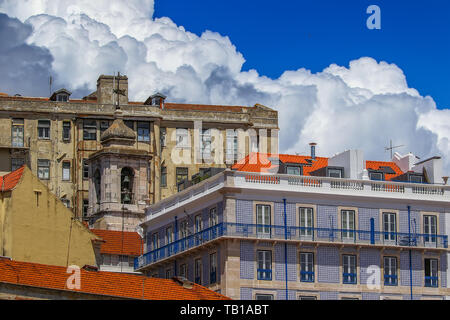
[343,272,357,284]
[300,271,315,282]
[134,223,448,270]
[425,276,439,287]
[384,274,398,286]
[257,269,272,281]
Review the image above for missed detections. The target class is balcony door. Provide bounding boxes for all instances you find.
[299,207,314,239]
[341,210,356,241]
[256,204,271,238]
[424,215,437,247]
[383,212,397,243]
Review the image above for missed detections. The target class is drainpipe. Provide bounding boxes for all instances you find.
[174,215,178,276]
[283,198,288,300]
[408,205,413,300]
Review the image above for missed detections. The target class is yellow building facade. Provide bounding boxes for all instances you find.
[0,166,101,267]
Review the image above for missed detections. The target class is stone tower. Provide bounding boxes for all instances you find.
[87,108,151,231]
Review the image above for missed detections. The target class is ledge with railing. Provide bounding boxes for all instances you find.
[134,222,448,270]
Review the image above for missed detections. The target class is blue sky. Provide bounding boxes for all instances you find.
[155,0,450,109]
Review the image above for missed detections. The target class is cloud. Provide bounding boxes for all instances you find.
[0,13,54,96]
[0,0,449,175]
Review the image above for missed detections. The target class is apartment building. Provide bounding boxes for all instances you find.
[0,75,278,223]
[134,148,450,300]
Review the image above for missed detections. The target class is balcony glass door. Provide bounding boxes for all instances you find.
[256,205,271,238]
[299,207,313,239]
[383,212,397,243]
[424,215,437,247]
[341,210,355,241]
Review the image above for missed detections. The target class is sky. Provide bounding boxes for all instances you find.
[0,0,449,175]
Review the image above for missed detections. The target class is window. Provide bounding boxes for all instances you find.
[111,255,119,266]
[160,127,166,148]
[410,175,423,183]
[257,250,272,280]
[256,204,271,237]
[37,159,50,180]
[195,215,203,233]
[152,233,159,250]
[176,128,189,148]
[11,118,24,147]
[38,120,50,139]
[11,158,24,171]
[94,169,101,204]
[299,207,314,237]
[201,129,212,160]
[124,120,134,131]
[83,120,97,140]
[369,172,383,181]
[62,121,71,141]
[341,210,356,240]
[424,258,438,287]
[160,166,167,188]
[61,198,70,208]
[180,220,188,239]
[102,254,111,266]
[176,167,188,185]
[166,226,173,244]
[341,297,359,300]
[100,120,110,136]
[210,252,217,284]
[166,268,173,279]
[298,296,317,300]
[383,212,397,242]
[300,252,314,282]
[195,258,202,284]
[384,256,398,286]
[226,130,238,162]
[56,94,68,102]
[424,215,437,245]
[255,294,273,300]
[180,263,187,278]
[342,255,357,284]
[120,167,134,204]
[62,161,71,181]
[138,122,150,142]
[287,166,302,175]
[83,159,89,180]
[328,168,343,178]
[82,199,89,218]
[209,208,218,227]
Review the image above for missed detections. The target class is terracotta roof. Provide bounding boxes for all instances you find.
[232,153,328,175]
[0,165,25,192]
[365,161,404,181]
[0,258,230,300]
[90,229,143,256]
[163,103,250,112]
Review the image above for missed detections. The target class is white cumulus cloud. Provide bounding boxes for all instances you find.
[0,0,449,176]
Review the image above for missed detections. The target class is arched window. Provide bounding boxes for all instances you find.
[121,167,134,204]
[94,169,101,204]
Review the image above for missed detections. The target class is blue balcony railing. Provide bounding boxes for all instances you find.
[343,272,357,284]
[300,271,315,282]
[257,269,272,281]
[384,274,398,286]
[134,222,448,270]
[425,276,439,287]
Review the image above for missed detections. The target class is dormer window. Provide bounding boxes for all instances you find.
[410,174,423,183]
[286,165,302,176]
[144,92,167,108]
[50,89,71,102]
[328,168,343,178]
[152,97,160,106]
[369,172,384,181]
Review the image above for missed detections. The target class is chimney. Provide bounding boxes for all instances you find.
[96,74,128,105]
[309,143,317,160]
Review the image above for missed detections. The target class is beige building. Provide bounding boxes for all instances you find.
[0,74,279,223]
[0,166,101,268]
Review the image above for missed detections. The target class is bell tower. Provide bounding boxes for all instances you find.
[87,107,152,231]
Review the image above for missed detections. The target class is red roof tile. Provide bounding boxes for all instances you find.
[232,153,328,175]
[0,165,25,192]
[0,258,230,300]
[365,161,404,181]
[90,229,143,256]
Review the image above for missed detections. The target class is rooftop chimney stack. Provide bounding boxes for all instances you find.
[309,143,317,160]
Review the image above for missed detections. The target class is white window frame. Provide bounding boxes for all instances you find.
[341,210,356,241]
[383,212,397,242]
[176,128,190,148]
[299,207,314,238]
[256,204,271,237]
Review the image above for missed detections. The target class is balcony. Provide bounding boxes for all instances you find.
[134,222,448,271]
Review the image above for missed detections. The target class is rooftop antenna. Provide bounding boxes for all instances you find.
[113,71,126,110]
[385,139,404,160]
[49,75,53,96]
